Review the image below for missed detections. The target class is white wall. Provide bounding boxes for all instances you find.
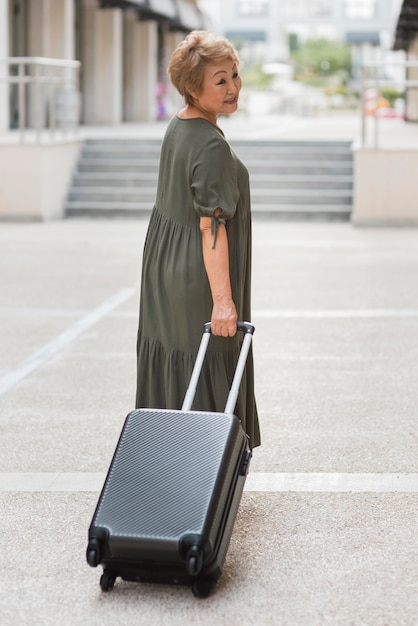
[352,148,418,226]
[0,141,81,220]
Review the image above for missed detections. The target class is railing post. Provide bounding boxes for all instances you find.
[75,64,80,133]
[361,63,366,148]
[374,63,379,150]
[18,61,25,144]
[62,66,68,136]
[48,64,55,141]
[34,62,42,143]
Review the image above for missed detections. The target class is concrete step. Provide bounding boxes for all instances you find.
[245,158,353,170]
[65,200,351,221]
[82,139,352,160]
[251,189,352,205]
[69,185,352,203]
[77,158,352,176]
[82,148,352,161]
[78,159,160,173]
[72,172,353,190]
[65,138,353,221]
[68,187,156,202]
[249,174,353,189]
[65,200,152,216]
[72,172,158,186]
[236,150,352,161]
[252,204,351,220]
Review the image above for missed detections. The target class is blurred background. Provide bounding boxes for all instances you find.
[0,0,416,131]
[0,0,417,223]
[201,0,410,120]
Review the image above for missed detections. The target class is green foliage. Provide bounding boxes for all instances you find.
[240,64,276,88]
[379,86,404,106]
[324,84,349,97]
[288,33,299,54]
[291,38,352,85]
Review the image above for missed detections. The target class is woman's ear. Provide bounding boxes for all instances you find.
[185,83,198,102]
[187,90,198,103]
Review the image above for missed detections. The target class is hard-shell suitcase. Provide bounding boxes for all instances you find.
[86,321,255,598]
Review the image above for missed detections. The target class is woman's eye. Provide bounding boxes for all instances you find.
[233,72,239,79]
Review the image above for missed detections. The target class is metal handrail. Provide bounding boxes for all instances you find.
[360,59,418,149]
[0,56,81,143]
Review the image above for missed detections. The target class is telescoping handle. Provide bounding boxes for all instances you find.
[181,321,255,414]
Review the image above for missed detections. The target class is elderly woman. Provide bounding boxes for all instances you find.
[135,31,260,450]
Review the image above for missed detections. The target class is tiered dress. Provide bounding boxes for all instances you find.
[135,115,260,449]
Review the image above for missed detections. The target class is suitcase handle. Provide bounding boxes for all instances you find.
[203,321,255,335]
[181,321,255,414]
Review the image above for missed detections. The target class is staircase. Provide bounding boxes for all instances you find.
[65,138,353,220]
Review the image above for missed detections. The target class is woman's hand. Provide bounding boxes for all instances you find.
[211,299,238,337]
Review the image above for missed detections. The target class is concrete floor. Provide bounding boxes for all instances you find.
[1,216,418,625]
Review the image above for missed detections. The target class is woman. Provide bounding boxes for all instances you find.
[135,31,260,450]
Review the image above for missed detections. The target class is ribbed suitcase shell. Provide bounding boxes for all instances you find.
[87,406,250,597]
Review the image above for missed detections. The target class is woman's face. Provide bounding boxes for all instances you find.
[191,59,242,122]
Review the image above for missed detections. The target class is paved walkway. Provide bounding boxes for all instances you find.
[79,110,418,148]
[3,109,418,148]
[1,214,418,625]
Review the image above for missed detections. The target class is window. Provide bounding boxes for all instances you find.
[344,0,376,20]
[236,0,269,17]
[282,0,333,18]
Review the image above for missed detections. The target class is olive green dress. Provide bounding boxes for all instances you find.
[135,115,260,449]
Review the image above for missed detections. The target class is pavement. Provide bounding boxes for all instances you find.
[78,110,418,148]
[1,114,418,625]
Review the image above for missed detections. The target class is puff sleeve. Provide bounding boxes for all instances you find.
[191,135,239,223]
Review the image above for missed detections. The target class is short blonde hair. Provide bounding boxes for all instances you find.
[167,31,240,106]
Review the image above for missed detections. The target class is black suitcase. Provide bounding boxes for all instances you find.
[86,321,255,598]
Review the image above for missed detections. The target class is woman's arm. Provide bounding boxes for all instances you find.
[200,212,237,337]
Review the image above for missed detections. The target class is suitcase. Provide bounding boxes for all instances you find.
[86,321,255,598]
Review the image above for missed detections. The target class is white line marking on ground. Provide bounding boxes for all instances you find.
[0,472,417,493]
[253,309,418,319]
[0,288,136,396]
[253,240,418,249]
[245,472,418,493]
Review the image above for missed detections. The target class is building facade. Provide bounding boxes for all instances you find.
[0,0,211,221]
[219,0,401,78]
[0,0,211,132]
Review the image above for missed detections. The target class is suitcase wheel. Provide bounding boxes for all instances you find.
[192,578,216,599]
[86,538,102,568]
[99,570,116,592]
[86,548,100,568]
[185,545,203,577]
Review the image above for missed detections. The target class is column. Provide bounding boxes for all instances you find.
[165,31,183,114]
[49,0,75,59]
[28,0,50,55]
[82,4,123,124]
[0,0,9,132]
[28,0,75,58]
[124,15,158,122]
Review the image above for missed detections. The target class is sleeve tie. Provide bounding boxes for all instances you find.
[210,215,227,249]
